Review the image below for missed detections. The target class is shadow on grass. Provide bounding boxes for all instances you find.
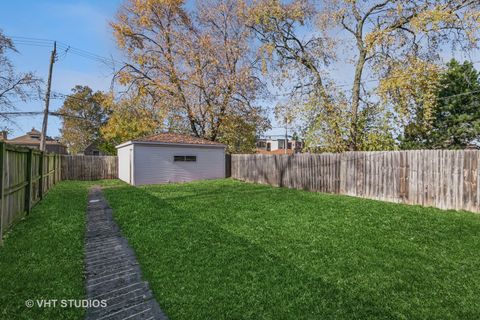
[0,181,90,320]
[104,184,408,320]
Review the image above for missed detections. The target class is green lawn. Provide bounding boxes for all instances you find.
[0,180,121,320]
[2,179,479,319]
[103,179,480,320]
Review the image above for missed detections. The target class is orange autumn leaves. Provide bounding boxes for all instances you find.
[110,0,266,152]
[109,0,480,152]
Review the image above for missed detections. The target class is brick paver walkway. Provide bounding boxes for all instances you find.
[84,187,168,320]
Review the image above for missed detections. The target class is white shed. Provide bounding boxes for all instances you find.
[116,133,226,186]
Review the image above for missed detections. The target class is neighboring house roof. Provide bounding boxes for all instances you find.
[117,133,225,148]
[80,142,106,155]
[83,142,100,151]
[8,128,65,146]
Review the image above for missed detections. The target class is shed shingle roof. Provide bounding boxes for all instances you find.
[132,133,224,146]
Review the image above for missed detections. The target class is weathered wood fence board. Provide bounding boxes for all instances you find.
[0,152,118,245]
[61,155,118,180]
[0,142,61,245]
[231,151,480,213]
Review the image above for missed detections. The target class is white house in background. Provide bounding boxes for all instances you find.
[116,133,226,186]
[256,134,304,155]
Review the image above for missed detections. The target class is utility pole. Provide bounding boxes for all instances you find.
[40,41,56,151]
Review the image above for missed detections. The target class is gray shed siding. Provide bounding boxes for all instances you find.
[133,144,225,185]
[118,143,225,186]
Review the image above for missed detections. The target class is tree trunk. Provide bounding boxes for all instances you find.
[349,49,367,151]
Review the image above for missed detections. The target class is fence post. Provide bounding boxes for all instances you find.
[58,154,62,182]
[339,152,347,194]
[225,154,231,178]
[56,154,59,183]
[57,154,60,183]
[25,149,33,215]
[54,154,57,184]
[59,154,62,181]
[0,142,4,246]
[52,154,56,185]
[39,151,44,200]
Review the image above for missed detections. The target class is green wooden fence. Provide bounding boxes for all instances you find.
[0,142,61,245]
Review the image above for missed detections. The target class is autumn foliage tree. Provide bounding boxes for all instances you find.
[100,94,160,153]
[111,0,268,151]
[248,0,480,151]
[59,85,112,154]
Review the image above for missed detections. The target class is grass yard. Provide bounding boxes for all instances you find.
[0,180,121,320]
[103,179,480,320]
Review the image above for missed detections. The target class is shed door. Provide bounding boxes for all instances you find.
[129,148,133,184]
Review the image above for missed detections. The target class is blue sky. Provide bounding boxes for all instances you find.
[0,0,291,139]
[1,1,479,140]
[0,0,123,138]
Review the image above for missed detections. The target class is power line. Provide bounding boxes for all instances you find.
[4,85,480,120]
[9,36,121,65]
[0,111,95,121]
[59,43,119,64]
[50,91,108,106]
[271,59,480,97]
[9,35,480,95]
[0,111,43,116]
[6,34,480,126]
[3,85,478,119]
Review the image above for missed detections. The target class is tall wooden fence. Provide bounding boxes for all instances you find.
[232,150,480,213]
[61,155,118,180]
[0,142,61,245]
